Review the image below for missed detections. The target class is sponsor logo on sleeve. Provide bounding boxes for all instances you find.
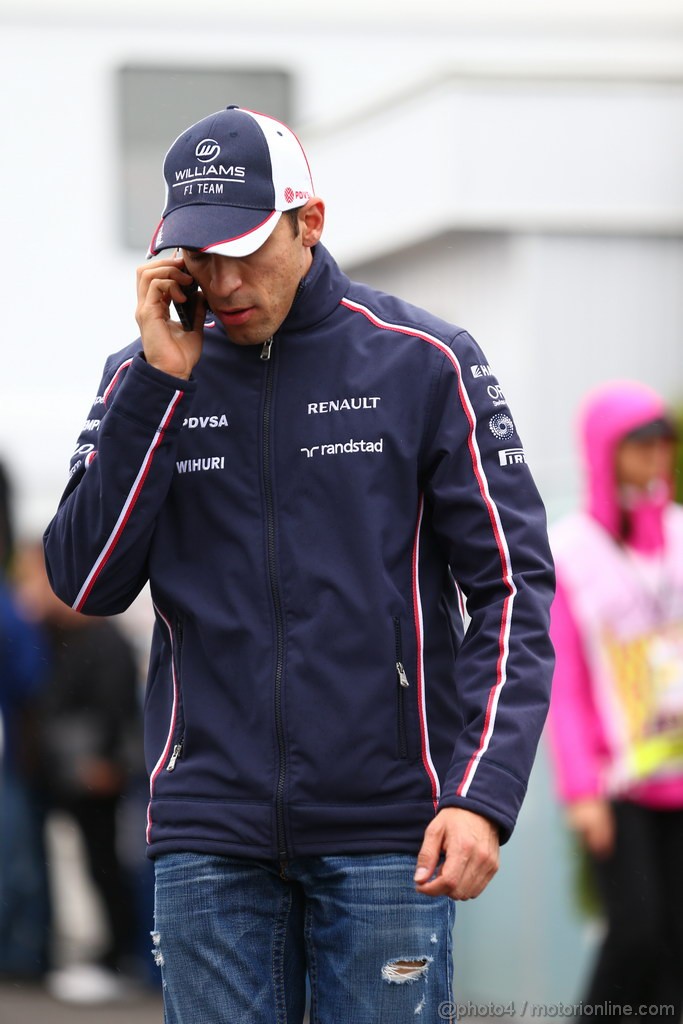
[489,413,515,440]
[498,448,527,467]
[486,384,507,407]
[470,364,493,378]
[72,443,95,457]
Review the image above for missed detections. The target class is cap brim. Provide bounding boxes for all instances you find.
[148,206,281,259]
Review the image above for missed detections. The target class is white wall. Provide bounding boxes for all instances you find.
[314,75,683,264]
[5,0,683,30]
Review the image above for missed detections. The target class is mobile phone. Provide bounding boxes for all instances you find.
[173,270,200,332]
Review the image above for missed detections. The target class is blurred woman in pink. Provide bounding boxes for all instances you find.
[547,380,683,1021]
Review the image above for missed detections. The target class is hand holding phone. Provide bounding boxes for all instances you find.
[136,254,205,380]
[173,270,201,332]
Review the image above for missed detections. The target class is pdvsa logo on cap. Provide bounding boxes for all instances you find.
[284,187,311,204]
[195,139,221,163]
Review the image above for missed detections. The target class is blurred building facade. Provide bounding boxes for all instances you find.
[1,0,682,1009]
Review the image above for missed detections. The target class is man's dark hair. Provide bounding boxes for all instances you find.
[284,207,300,237]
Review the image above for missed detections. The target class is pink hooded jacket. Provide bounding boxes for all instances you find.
[547,380,683,807]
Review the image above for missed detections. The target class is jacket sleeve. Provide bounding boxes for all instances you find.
[422,330,555,841]
[545,577,606,802]
[43,351,195,615]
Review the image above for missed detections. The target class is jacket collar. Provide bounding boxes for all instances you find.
[278,243,350,334]
[206,243,349,347]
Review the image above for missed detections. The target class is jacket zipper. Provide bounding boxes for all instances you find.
[167,743,183,772]
[260,335,274,360]
[262,338,288,859]
[167,620,185,772]
[393,617,410,759]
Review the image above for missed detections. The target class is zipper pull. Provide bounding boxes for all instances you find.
[396,662,410,688]
[260,336,274,361]
[167,743,183,772]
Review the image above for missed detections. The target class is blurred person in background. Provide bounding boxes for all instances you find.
[0,462,50,981]
[547,381,683,1023]
[43,105,555,1022]
[13,541,145,1000]
[0,460,15,567]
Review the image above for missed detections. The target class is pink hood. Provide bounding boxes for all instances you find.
[579,380,671,547]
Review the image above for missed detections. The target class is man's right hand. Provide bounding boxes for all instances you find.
[566,797,615,859]
[135,256,206,380]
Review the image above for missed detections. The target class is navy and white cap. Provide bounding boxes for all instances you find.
[148,105,314,259]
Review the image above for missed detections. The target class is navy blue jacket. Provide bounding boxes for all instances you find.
[44,244,555,859]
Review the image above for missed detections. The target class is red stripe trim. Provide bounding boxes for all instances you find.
[73,390,184,612]
[146,605,179,844]
[454,577,466,622]
[148,219,165,257]
[411,496,440,808]
[103,358,134,404]
[340,297,516,798]
[457,588,514,795]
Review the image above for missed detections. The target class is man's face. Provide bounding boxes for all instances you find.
[181,208,316,347]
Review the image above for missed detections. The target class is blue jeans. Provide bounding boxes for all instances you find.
[0,772,51,976]
[153,852,455,1024]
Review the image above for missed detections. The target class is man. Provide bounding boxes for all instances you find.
[44,105,555,1022]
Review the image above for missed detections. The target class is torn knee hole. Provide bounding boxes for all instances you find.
[150,930,165,968]
[381,956,432,983]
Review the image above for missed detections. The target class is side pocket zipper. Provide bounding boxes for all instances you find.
[393,617,410,759]
[167,743,183,772]
[167,620,186,772]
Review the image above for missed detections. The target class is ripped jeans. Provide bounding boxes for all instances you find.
[153,852,455,1024]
